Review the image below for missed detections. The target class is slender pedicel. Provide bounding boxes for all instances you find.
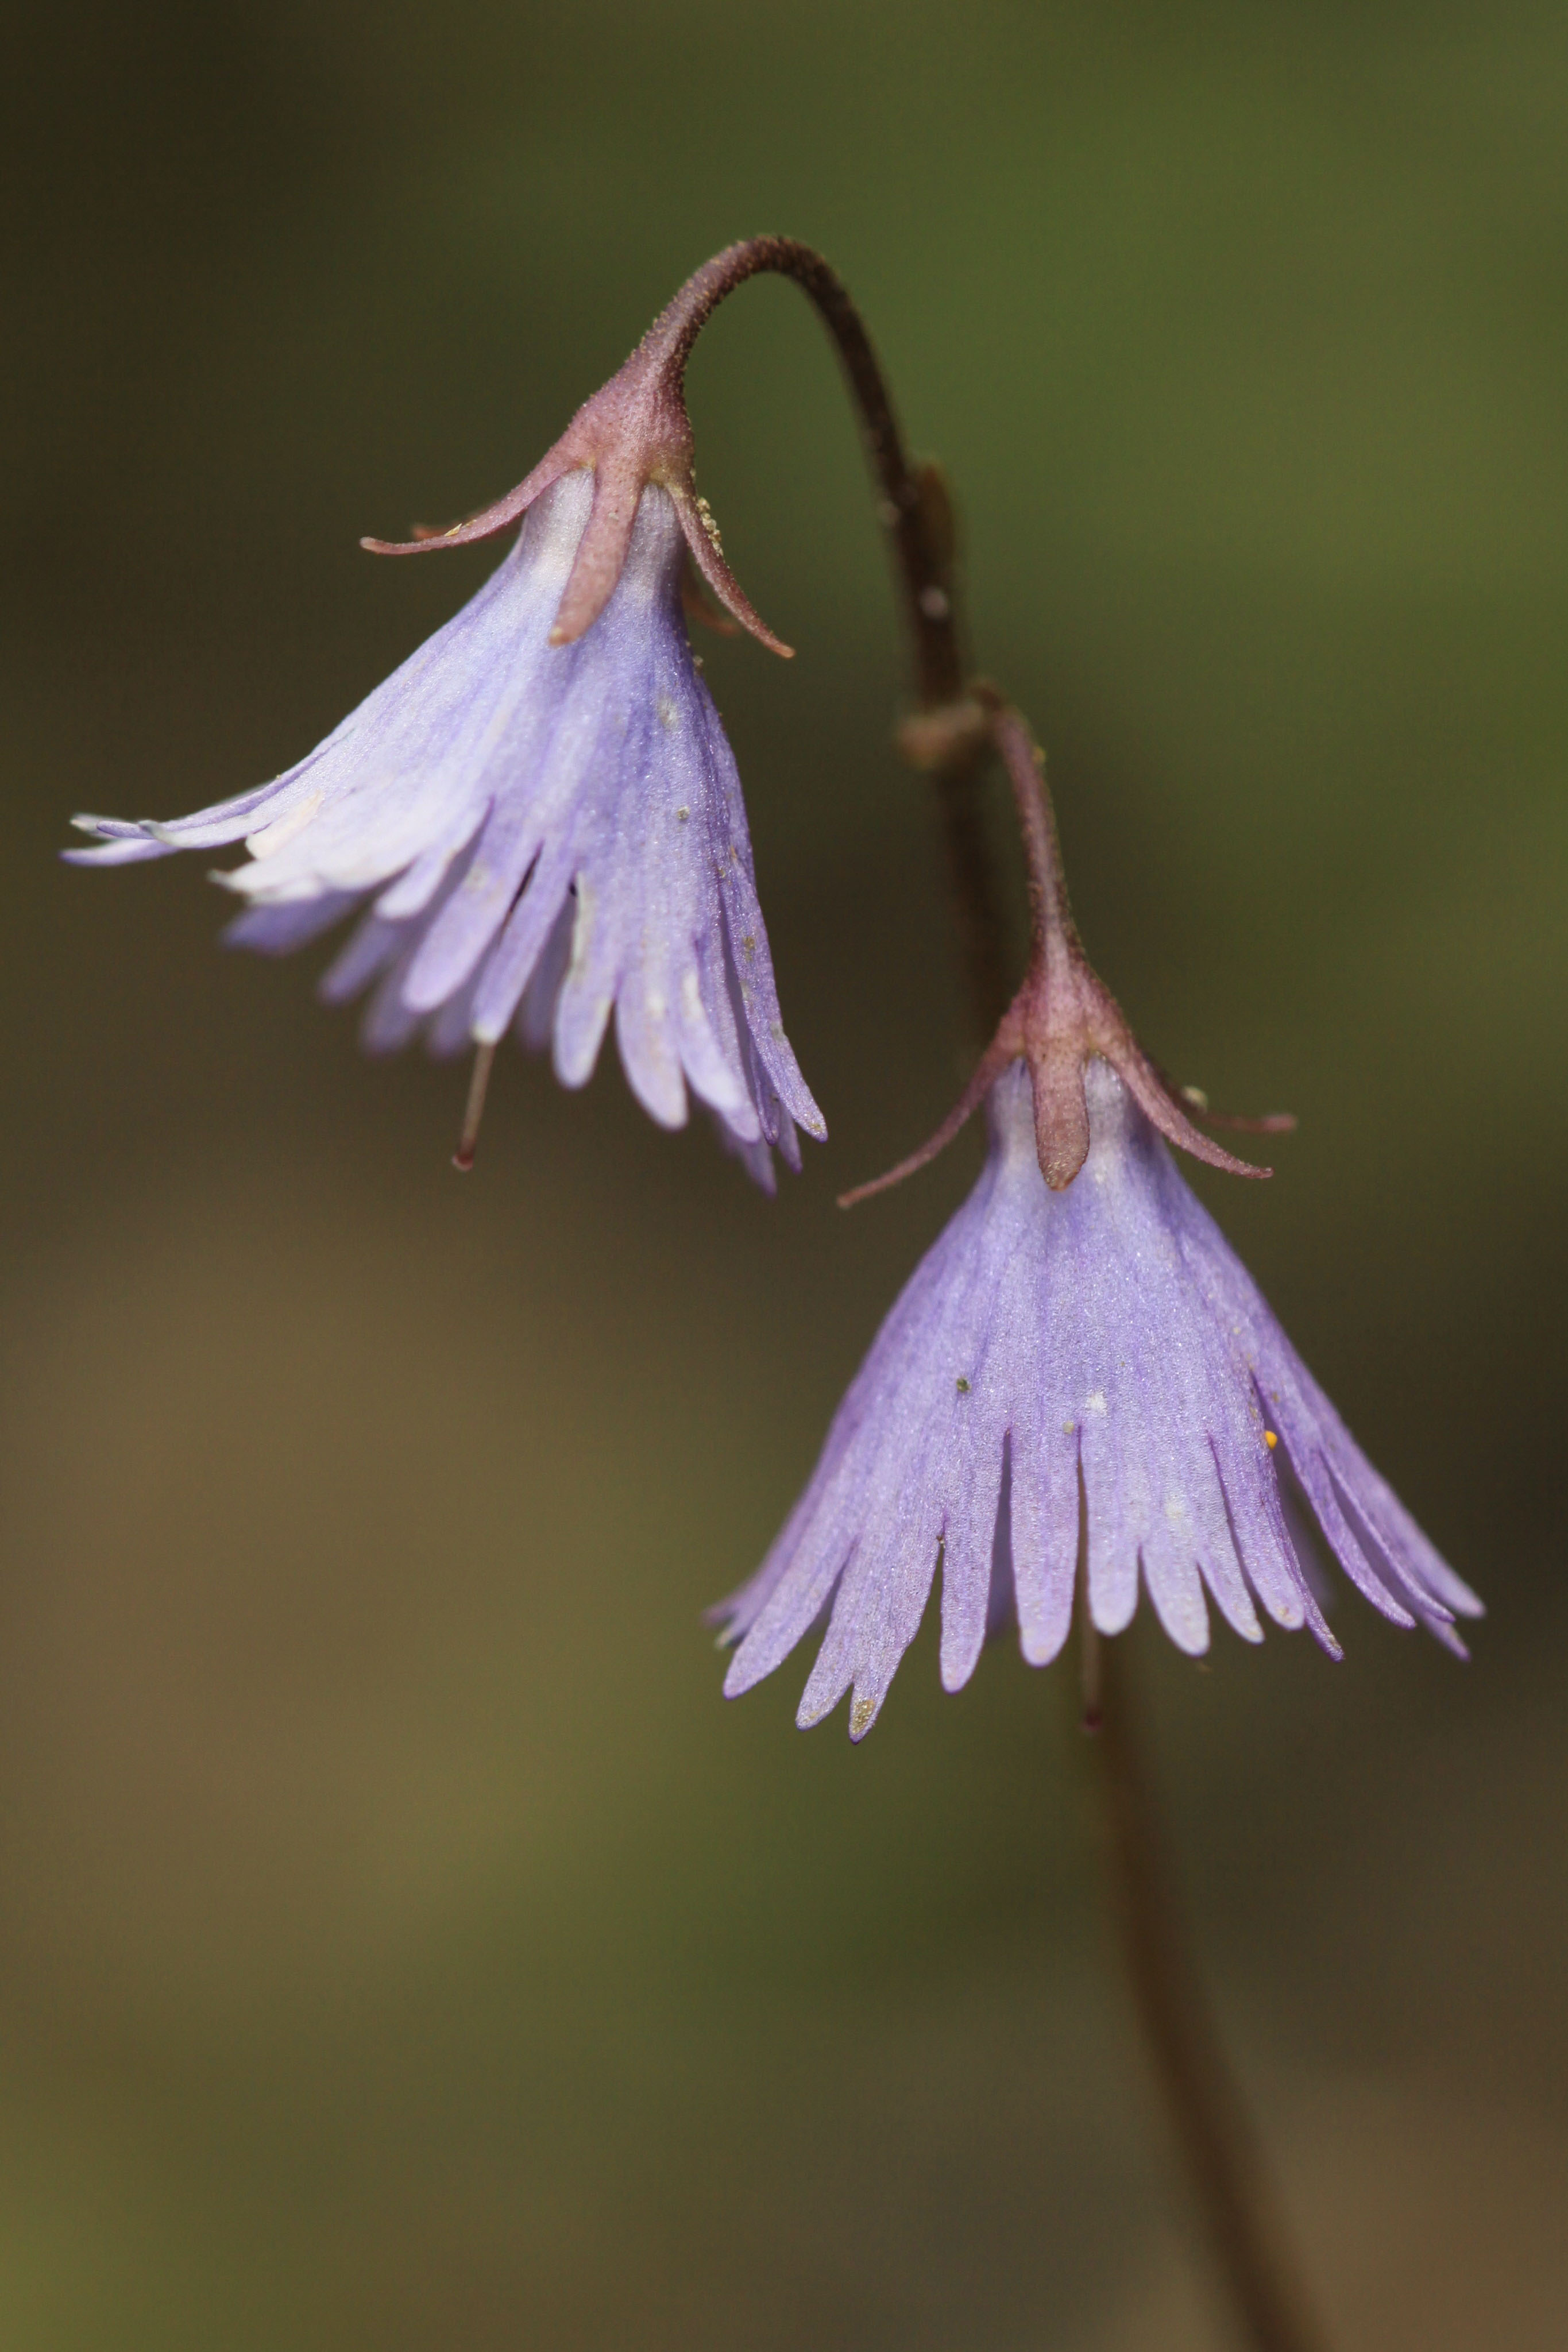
[846,690,1293,1204]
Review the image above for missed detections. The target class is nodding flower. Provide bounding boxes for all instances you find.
[713,1056,1480,1739]
[713,695,1476,1735]
[67,265,824,1183]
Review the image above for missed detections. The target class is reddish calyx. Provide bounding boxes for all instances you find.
[361,249,793,657]
[843,693,1295,1207]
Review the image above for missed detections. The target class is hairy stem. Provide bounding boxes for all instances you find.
[651,238,962,705]
[984,698,1076,953]
[1091,1637,1328,2352]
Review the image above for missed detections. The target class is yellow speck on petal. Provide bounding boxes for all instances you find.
[1265,1430,1279,1449]
[849,1695,876,1739]
[955,1376,970,1394]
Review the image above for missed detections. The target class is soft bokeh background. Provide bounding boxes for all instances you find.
[3,3,1565,2345]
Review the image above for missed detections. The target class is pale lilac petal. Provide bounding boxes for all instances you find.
[63,833,177,867]
[223,892,361,955]
[426,975,483,1060]
[470,845,577,1044]
[372,806,491,921]
[1161,1165,1475,1636]
[712,1119,778,1194]
[720,1189,995,1690]
[1007,1418,1080,1669]
[1214,1442,1310,1635]
[319,910,410,1006]
[696,700,824,1141]
[400,801,547,1010]
[935,1422,1007,1694]
[66,470,820,1184]
[615,982,689,1130]
[718,1057,1476,1736]
[550,872,618,1091]
[362,951,430,1056]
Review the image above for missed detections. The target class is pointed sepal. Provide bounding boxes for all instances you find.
[358,255,793,658]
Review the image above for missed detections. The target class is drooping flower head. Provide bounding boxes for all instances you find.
[66,250,824,1183]
[714,699,1480,1733]
[715,1056,1481,1737]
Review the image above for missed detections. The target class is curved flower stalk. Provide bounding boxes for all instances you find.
[68,468,822,1184]
[715,1057,1481,1738]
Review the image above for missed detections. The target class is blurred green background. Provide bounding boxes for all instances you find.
[2,2,1565,2345]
